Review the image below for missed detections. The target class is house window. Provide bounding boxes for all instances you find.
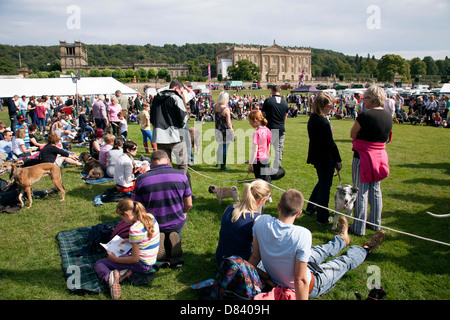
[69,59,73,66]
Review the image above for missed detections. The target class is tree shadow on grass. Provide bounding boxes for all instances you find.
[401,178,450,187]
[171,251,219,300]
[395,162,450,175]
[65,184,116,201]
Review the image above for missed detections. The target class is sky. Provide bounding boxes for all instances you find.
[0,0,448,60]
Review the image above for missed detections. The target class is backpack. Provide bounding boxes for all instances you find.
[210,256,262,300]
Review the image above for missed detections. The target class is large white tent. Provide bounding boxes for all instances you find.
[440,83,450,95]
[0,77,138,98]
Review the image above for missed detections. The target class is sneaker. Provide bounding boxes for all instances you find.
[337,217,351,245]
[169,232,183,258]
[363,230,386,253]
[220,166,231,171]
[108,270,121,300]
[157,233,166,261]
[119,269,133,283]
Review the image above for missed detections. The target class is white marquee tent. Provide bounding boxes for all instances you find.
[0,77,138,98]
[440,83,450,95]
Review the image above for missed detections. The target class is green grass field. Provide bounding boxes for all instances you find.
[0,91,449,300]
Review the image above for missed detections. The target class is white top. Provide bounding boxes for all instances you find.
[11,137,25,155]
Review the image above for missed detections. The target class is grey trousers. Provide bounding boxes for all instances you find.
[351,157,383,236]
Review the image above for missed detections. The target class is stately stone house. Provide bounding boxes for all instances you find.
[59,41,189,78]
[215,41,312,83]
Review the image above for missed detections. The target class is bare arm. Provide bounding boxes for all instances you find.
[107,242,140,264]
[350,120,361,139]
[183,196,192,213]
[248,237,261,267]
[294,259,310,300]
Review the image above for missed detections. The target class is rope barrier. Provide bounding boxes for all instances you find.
[187,165,450,247]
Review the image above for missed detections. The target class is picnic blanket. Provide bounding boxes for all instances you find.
[80,172,114,184]
[56,221,162,294]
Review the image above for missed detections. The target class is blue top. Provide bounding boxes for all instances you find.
[252,214,312,289]
[215,204,260,268]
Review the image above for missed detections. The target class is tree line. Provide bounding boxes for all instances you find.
[0,43,448,84]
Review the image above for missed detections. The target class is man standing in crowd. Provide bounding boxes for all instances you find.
[134,94,143,112]
[19,95,28,123]
[133,150,192,260]
[92,94,108,130]
[8,95,19,134]
[150,79,194,192]
[262,85,288,172]
[115,90,129,116]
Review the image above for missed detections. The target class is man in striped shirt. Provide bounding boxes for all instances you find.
[132,150,192,258]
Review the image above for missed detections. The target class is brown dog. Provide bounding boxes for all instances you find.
[0,160,65,209]
[189,127,201,155]
[79,152,105,180]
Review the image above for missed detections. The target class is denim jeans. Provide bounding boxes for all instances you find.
[140,129,153,143]
[38,118,46,133]
[308,235,367,298]
[216,142,230,165]
[81,125,95,141]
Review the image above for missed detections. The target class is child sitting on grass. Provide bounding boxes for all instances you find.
[94,199,160,300]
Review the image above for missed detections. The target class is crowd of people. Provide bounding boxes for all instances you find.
[1,81,446,301]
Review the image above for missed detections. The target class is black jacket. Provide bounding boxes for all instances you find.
[306,113,341,168]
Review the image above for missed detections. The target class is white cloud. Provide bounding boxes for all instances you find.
[0,0,448,59]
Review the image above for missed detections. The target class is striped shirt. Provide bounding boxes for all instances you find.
[133,164,192,233]
[128,213,160,266]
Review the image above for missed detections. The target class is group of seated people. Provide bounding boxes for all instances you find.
[0,118,81,167]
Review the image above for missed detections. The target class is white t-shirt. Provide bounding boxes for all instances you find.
[11,137,25,155]
[252,214,312,290]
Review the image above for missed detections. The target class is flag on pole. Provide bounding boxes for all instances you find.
[298,67,306,87]
[208,63,212,105]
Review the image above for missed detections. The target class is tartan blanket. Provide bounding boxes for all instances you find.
[56,221,120,294]
[56,221,164,294]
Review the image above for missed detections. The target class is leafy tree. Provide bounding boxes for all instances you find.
[48,70,62,78]
[112,67,125,79]
[227,59,261,81]
[0,57,17,74]
[157,68,171,83]
[360,59,378,78]
[148,68,157,80]
[409,57,427,76]
[377,54,410,82]
[125,69,135,78]
[101,68,113,77]
[136,67,147,78]
[422,56,438,75]
[37,71,49,78]
[89,68,102,77]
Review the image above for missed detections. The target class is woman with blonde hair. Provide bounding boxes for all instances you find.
[214,91,234,171]
[95,199,160,300]
[350,86,392,236]
[215,179,271,268]
[12,128,38,157]
[305,92,342,225]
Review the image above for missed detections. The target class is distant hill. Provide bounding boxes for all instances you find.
[0,43,447,82]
